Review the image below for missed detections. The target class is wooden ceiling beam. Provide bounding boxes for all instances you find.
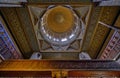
[0,60,119,71]
[0,60,119,77]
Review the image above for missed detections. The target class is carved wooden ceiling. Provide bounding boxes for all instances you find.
[0,0,120,59]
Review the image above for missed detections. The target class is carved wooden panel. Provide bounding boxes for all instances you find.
[0,71,52,77]
[81,6,102,52]
[99,14,120,60]
[68,71,120,77]
[100,31,120,60]
[0,8,32,58]
[0,60,119,77]
[41,52,79,60]
[88,7,120,58]
[15,7,40,52]
[0,60,119,70]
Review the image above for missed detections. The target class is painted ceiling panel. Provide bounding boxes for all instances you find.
[0,1,119,60]
[15,7,40,52]
[81,6,102,52]
[0,8,32,58]
[88,7,120,58]
[0,15,22,59]
[99,14,120,60]
[41,52,79,60]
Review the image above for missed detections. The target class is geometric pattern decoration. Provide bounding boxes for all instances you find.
[81,7,102,52]
[0,17,22,59]
[39,40,81,52]
[29,6,46,26]
[68,40,81,50]
[40,40,52,50]
[98,0,120,6]
[0,8,32,58]
[16,7,40,52]
[28,5,92,52]
[87,7,120,58]
[75,6,89,24]
[100,31,120,60]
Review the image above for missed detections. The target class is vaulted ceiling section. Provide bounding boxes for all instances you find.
[0,1,120,59]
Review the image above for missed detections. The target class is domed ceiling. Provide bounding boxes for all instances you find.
[0,0,119,60]
[29,5,91,52]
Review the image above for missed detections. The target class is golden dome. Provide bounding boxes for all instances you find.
[40,5,81,46]
[45,6,74,33]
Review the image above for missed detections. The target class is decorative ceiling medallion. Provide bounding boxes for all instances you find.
[39,5,82,46]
